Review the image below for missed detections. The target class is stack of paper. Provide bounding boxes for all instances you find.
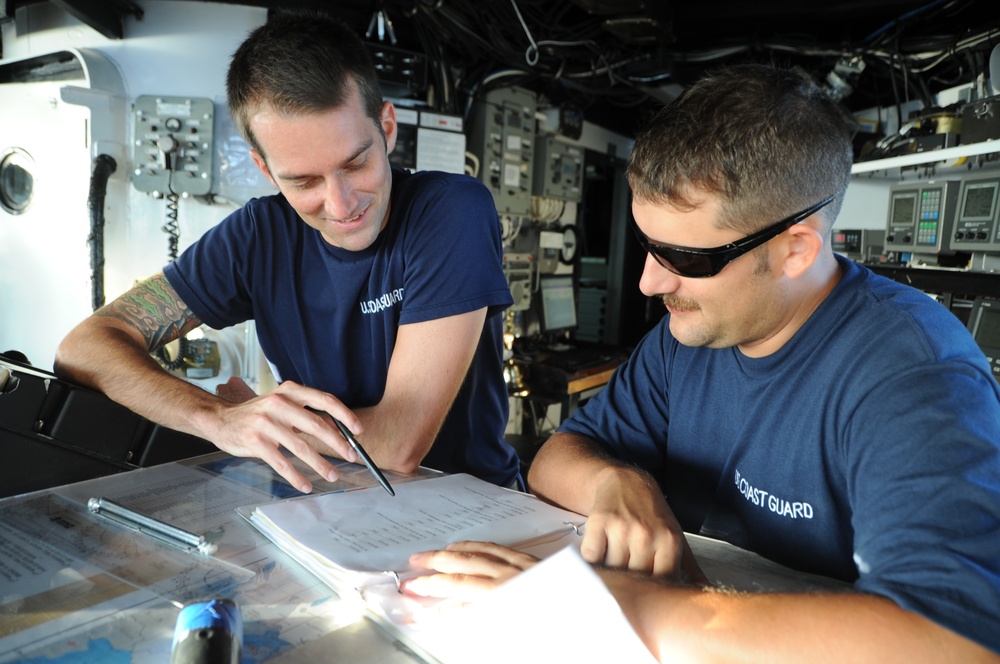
[244,473,587,599]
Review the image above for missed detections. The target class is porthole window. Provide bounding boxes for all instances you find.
[0,148,35,215]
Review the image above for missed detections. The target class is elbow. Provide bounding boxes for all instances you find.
[383,443,427,475]
[378,433,435,475]
[52,333,79,380]
[387,457,424,475]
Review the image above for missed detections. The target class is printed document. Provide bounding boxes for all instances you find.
[245,473,585,592]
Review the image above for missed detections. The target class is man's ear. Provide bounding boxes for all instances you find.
[381,101,398,155]
[781,222,825,279]
[249,149,277,188]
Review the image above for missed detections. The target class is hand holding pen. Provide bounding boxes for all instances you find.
[305,405,395,496]
[331,417,396,496]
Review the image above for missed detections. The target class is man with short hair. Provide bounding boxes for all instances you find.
[405,64,1000,662]
[55,11,519,492]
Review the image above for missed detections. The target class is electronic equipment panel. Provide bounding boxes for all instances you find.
[132,95,214,196]
[389,108,466,175]
[467,86,537,216]
[532,135,584,202]
[884,181,960,255]
[950,173,1000,252]
[967,298,1000,382]
[539,274,577,333]
[503,252,535,312]
[833,228,885,261]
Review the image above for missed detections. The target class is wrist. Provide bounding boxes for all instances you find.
[593,462,656,495]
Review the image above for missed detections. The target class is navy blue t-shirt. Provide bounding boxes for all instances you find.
[164,168,518,485]
[560,256,1000,653]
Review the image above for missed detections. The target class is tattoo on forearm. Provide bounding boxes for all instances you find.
[95,275,201,351]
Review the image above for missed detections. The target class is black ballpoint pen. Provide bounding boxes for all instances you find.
[332,417,395,496]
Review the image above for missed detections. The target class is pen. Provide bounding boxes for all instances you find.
[332,417,395,497]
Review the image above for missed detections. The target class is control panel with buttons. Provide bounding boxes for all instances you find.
[884,180,959,255]
[131,96,214,196]
[951,173,1000,253]
[468,86,537,216]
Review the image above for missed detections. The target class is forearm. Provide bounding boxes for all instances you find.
[601,571,999,664]
[54,317,225,440]
[352,388,448,473]
[528,431,656,512]
[343,310,487,474]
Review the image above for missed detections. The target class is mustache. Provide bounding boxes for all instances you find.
[658,294,700,311]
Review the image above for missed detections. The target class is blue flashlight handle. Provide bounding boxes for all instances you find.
[170,598,243,664]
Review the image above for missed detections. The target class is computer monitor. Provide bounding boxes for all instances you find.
[539,275,577,333]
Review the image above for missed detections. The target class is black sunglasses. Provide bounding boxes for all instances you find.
[631,196,835,278]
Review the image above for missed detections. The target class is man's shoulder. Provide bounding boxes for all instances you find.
[215,193,298,236]
[392,168,489,201]
[829,257,982,361]
[835,258,951,322]
[240,192,295,217]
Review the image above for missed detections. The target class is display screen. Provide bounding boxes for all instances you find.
[960,182,999,220]
[891,193,916,225]
[540,275,577,332]
[973,305,1000,348]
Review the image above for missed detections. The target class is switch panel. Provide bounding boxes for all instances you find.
[468,86,537,216]
[132,96,214,196]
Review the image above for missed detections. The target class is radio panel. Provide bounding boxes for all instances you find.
[132,95,214,196]
[503,252,535,311]
[532,135,584,202]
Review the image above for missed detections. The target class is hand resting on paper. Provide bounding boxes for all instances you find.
[403,541,539,601]
[582,466,710,585]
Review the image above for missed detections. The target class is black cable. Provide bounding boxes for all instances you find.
[155,185,185,371]
[87,154,117,312]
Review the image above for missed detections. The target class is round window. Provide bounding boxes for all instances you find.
[0,148,35,215]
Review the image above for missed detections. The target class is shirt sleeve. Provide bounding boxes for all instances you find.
[163,203,260,330]
[845,358,1000,652]
[557,321,672,470]
[395,175,513,325]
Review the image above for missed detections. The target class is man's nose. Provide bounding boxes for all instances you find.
[323,177,355,220]
[638,252,681,297]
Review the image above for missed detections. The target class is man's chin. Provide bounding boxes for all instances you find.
[668,318,714,348]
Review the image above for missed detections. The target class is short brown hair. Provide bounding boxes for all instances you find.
[226,10,384,157]
[626,64,854,233]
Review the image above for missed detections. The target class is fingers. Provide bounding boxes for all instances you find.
[443,541,540,568]
[579,526,610,567]
[403,542,538,599]
[402,572,502,600]
[243,402,344,484]
[277,381,363,434]
[212,381,364,492]
[578,471,695,578]
[581,521,676,574]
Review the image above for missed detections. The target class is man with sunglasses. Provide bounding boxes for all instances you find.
[404,65,1000,661]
